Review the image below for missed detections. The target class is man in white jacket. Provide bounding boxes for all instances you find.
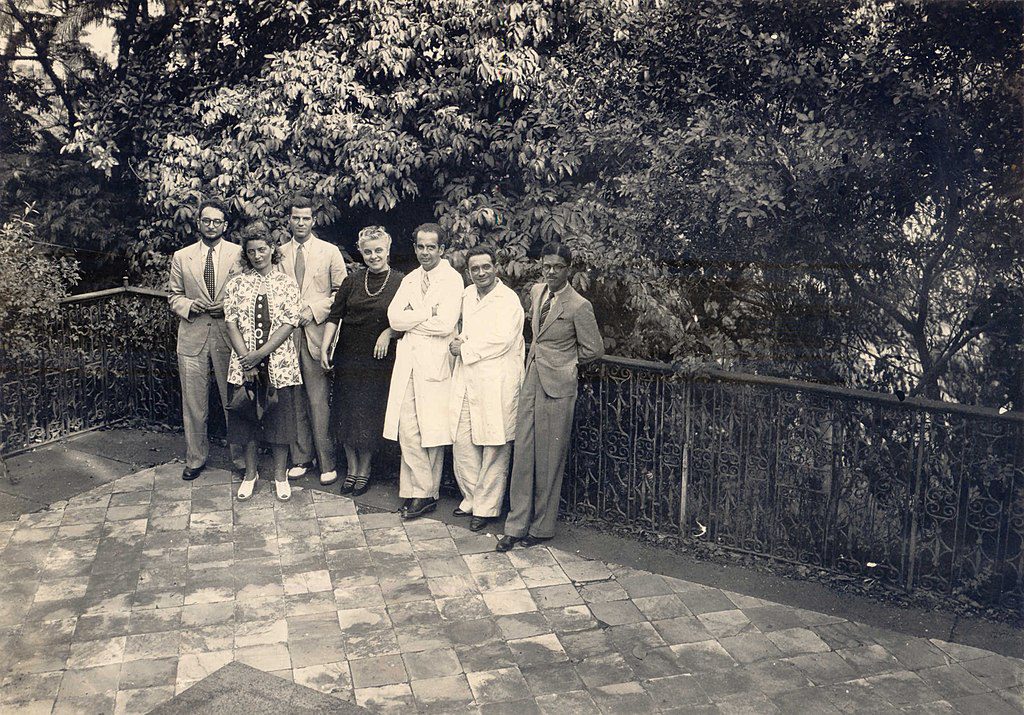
[448,245,525,531]
[384,223,464,520]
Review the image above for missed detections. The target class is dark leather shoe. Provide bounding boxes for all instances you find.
[339,475,356,495]
[452,508,470,517]
[495,535,519,552]
[519,535,551,548]
[469,517,490,532]
[401,497,437,520]
[351,475,370,497]
[181,464,205,481]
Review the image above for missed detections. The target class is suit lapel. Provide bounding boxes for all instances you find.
[537,285,569,338]
[215,242,235,298]
[188,242,212,301]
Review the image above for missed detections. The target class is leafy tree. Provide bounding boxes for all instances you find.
[0,205,80,356]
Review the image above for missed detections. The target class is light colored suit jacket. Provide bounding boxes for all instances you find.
[278,234,348,357]
[168,239,243,356]
[526,282,604,398]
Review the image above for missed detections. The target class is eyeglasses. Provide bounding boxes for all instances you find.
[200,218,225,227]
[541,263,567,273]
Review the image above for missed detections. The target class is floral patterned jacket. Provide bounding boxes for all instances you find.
[224,270,303,388]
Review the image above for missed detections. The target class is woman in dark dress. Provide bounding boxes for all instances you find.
[320,226,404,495]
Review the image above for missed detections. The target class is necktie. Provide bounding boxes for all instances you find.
[294,244,306,289]
[204,247,216,299]
[538,289,553,329]
[421,270,430,296]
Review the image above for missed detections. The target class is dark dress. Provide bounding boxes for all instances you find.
[327,267,404,451]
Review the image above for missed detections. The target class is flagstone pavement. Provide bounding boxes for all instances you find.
[1,462,1022,715]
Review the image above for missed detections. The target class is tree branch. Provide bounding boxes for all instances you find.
[4,0,79,129]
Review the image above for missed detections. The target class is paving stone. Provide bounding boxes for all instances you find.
[508,632,568,667]
[343,627,401,659]
[456,641,517,673]
[483,588,538,615]
[54,663,120,702]
[765,626,833,656]
[913,664,989,701]
[743,604,812,632]
[291,661,353,699]
[466,666,530,704]
[288,634,348,668]
[959,654,1024,691]
[784,651,860,685]
[354,682,415,712]
[720,631,786,663]
[67,635,127,668]
[642,672,711,709]
[863,670,943,707]
[948,691,1023,715]
[575,652,637,688]
[836,643,904,676]
[670,639,738,673]
[742,658,814,695]
[53,691,116,714]
[929,638,995,662]
[114,684,176,715]
[542,604,597,634]
[474,570,528,593]
[559,628,614,660]
[633,594,692,621]
[409,674,474,711]
[118,656,178,690]
[591,680,657,714]
[496,611,550,640]
[531,583,584,609]
[769,686,843,713]
[233,642,291,671]
[535,689,600,715]
[520,661,584,695]
[402,647,463,680]
[652,615,714,645]
[348,653,408,688]
[447,617,502,646]
[589,599,645,626]
[577,581,629,603]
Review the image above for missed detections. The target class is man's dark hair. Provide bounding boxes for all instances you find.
[413,222,447,247]
[287,195,314,214]
[540,241,572,266]
[465,244,497,265]
[198,198,229,219]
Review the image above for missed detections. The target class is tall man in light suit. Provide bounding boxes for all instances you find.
[497,242,603,551]
[168,199,244,481]
[384,223,464,520]
[448,245,525,532]
[278,195,347,486]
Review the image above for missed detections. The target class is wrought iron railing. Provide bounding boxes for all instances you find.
[567,357,1024,610]
[0,286,181,454]
[2,289,1021,608]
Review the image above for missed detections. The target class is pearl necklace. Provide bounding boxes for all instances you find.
[364,267,391,297]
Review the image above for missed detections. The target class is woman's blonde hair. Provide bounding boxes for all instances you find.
[357,225,392,251]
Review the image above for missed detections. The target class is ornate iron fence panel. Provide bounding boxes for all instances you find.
[566,359,1024,608]
[3,290,1022,607]
[0,288,180,454]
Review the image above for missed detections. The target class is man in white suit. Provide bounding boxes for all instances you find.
[448,245,525,531]
[278,195,347,485]
[168,199,244,480]
[384,223,464,520]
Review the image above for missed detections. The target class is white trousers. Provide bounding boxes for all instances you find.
[452,397,511,517]
[398,376,444,498]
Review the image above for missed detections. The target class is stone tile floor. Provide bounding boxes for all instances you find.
[1,462,1022,714]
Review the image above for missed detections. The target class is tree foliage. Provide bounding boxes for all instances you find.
[5,0,1022,405]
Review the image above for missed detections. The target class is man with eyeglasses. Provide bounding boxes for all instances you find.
[278,195,347,486]
[496,242,603,551]
[168,198,244,481]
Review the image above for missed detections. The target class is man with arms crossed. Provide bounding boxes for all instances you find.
[168,199,244,480]
[279,195,347,486]
[496,242,603,551]
[384,223,464,520]
[448,245,525,532]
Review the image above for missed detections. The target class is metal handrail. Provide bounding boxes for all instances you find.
[54,283,1024,423]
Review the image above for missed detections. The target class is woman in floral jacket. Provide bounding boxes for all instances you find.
[224,221,303,501]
